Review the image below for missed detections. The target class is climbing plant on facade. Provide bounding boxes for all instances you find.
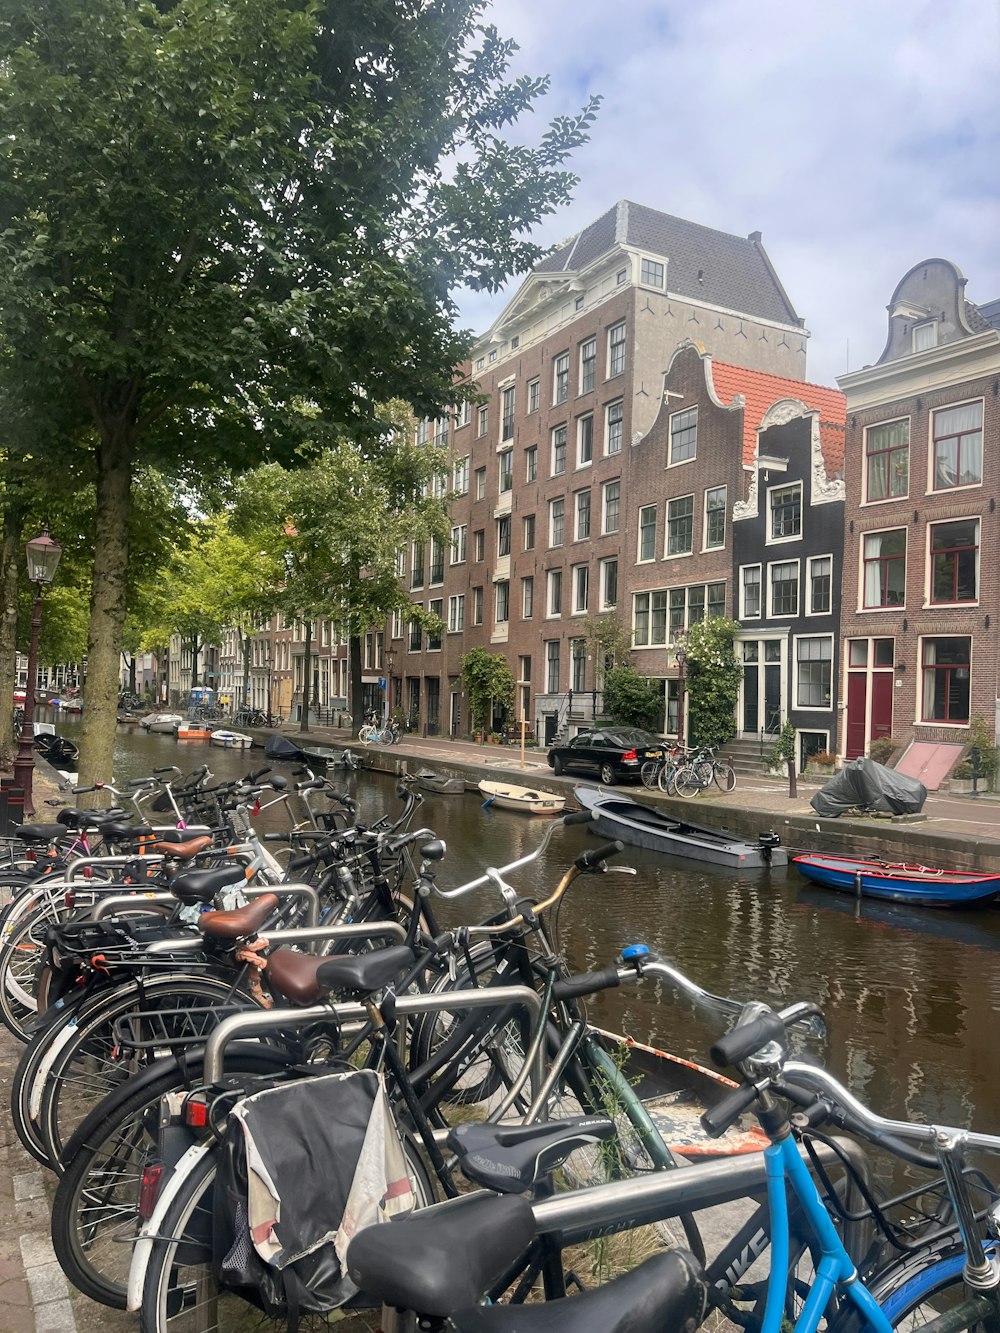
[683,617,742,749]
[461,648,515,736]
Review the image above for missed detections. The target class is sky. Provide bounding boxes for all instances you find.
[455,0,1000,388]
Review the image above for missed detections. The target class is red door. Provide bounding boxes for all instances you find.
[870,672,894,742]
[845,673,867,759]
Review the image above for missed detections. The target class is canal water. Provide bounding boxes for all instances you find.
[39,711,1000,1143]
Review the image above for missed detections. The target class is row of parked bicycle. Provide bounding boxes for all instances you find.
[0,763,996,1333]
[639,742,738,797]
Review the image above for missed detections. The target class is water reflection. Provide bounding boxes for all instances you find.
[39,711,1000,1138]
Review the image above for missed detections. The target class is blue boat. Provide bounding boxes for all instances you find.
[792,852,1000,908]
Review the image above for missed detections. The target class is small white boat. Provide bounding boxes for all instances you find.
[139,713,183,734]
[478,780,565,815]
[210,729,254,749]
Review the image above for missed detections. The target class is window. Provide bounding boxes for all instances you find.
[525,446,537,482]
[608,321,626,376]
[475,467,486,500]
[865,419,909,500]
[391,610,404,639]
[913,321,937,352]
[510,335,519,349]
[553,351,569,404]
[395,546,406,577]
[921,637,971,723]
[577,414,594,466]
[862,530,906,608]
[796,637,833,708]
[546,641,560,693]
[474,529,485,561]
[450,524,467,565]
[603,480,620,534]
[580,338,597,394]
[472,587,483,625]
[930,519,979,603]
[408,619,422,651]
[527,378,540,413]
[495,581,509,624]
[572,564,589,613]
[571,638,586,691]
[411,543,425,589]
[769,483,802,541]
[707,582,726,618]
[640,257,664,288]
[416,418,430,446]
[477,404,488,438]
[698,487,726,551]
[475,356,484,370]
[496,515,511,557]
[667,495,694,556]
[453,457,469,493]
[499,449,513,493]
[522,576,534,618]
[808,555,832,614]
[427,599,443,650]
[600,558,618,610]
[488,349,496,363]
[547,569,563,616]
[616,268,627,285]
[501,385,515,441]
[633,591,668,646]
[605,399,623,455]
[429,537,444,584]
[932,402,983,490]
[638,504,657,562]
[551,424,567,475]
[448,595,465,633]
[664,407,696,466]
[549,497,565,547]
[769,560,799,616]
[523,514,536,550]
[457,400,472,429]
[575,489,591,541]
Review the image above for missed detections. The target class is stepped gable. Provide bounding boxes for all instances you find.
[533,199,800,327]
[707,361,846,477]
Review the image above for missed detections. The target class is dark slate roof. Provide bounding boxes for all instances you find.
[972,298,1000,333]
[533,200,800,326]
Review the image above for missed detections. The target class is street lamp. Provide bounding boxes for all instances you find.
[674,636,688,747]
[13,528,63,817]
[383,648,396,726]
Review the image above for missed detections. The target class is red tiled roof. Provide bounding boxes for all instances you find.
[707,361,846,477]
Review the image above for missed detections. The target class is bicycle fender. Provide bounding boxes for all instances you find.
[126,1139,214,1312]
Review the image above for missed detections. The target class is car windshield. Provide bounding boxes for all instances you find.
[607,728,656,746]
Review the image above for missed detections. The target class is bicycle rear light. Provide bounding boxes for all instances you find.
[137,1164,165,1220]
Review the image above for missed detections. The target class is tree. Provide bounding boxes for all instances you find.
[684,618,742,749]
[602,665,661,732]
[583,613,632,676]
[461,648,515,736]
[0,0,599,788]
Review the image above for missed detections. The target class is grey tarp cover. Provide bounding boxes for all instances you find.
[810,758,927,818]
[264,733,304,761]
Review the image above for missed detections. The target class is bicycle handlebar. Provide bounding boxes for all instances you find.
[432,811,591,900]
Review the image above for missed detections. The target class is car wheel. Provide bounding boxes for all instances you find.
[599,763,617,786]
[552,755,565,776]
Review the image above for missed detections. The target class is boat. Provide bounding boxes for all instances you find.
[138,713,184,734]
[478,780,566,815]
[574,786,786,869]
[413,769,467,795]
[176,721,213,741]
[210,729,254,749]
[301,745,362,771]
[792,852,1000,908]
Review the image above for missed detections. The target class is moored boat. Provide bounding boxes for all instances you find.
[210,729,254,749]
[792,852,1000,907]
[574,786,785,869]
[176,721,213,741]
[138,713,183,734]
[413,769,466,795]
[478,779,565,815]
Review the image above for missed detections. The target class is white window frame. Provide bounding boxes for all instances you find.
[498,448,513,494]
[553,351,569,404]
[767,480,803,544]
[522,576,534,619]
[494,581,510,625]
[605,399,624,455]
[527,378,540,413]
[525,445,537,482]
[523,514,536,551]
[637,504,657,563]
[450,524,467,565]
[549,497,565,548]
[572,564,589,615]
[500,385,515,442]
[767,558,800,618]
[546,569,563,618]
[640,257,665,289]
[704,485,727,551]
[577,413,594,467]
[574,489,591,542]
[599,557,618,611]
[447,595,465,633]
[608,321,626,377]
[472,587,483,625]
[602,479,620,535]
[477,404,488,437]
[475,467,486,500]
[666,494,695,557]
[579,337,597,394]
[794,634,834,711]
[806,553,833,617]
[453,456,469,494]
[551,424,567,476]
[668,406,698,466]
[390,610,404,639]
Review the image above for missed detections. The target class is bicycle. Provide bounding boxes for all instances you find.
[673,744,738,798]
[359,718,401,744]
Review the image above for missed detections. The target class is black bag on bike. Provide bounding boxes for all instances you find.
[212,1068,416,1329]
[42,915,180,1005]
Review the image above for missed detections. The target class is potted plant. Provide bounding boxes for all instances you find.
[807,750,837,774]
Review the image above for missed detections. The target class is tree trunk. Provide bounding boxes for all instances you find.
[349,635,363,738]
[0,506,23,767]
[78,429,132,803]
[241,629,251,711]
[190,635,200,689]
[299,620,312,732]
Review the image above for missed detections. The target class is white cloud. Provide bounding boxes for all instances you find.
[457,0,1000,384]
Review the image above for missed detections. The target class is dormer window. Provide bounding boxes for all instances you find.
[640,258,664,289]
[912,321,937,352]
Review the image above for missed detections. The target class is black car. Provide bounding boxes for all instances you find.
[547,727,665,785]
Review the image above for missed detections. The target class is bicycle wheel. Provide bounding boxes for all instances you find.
[139,1133,435,1333]
[52,1045,302,1308]
[38,972,258,1171]
[714,761,737,792]
[672,763,703,798]
[832,1241,1000,1333]
[640,760,661,789]
[0,910,48,1039]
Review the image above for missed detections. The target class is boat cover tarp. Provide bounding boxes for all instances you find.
[265,733,304,761]
[810,758,927,818]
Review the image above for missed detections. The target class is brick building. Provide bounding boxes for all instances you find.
[838,259,1000,761]
[392,199,812,740]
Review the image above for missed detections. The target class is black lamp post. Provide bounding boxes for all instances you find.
[383,648,395,726]
[675,637,688,746]
[13,529,63,817]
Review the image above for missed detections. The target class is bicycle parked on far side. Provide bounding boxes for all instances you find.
[672,743,738,798]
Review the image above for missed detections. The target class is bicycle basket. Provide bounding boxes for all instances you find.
[213,1068,416,1318]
